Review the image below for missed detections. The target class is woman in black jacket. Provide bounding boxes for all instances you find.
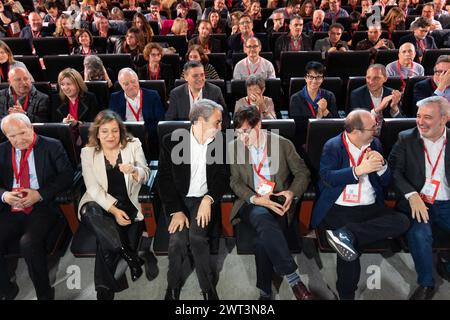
[138,42,174,91]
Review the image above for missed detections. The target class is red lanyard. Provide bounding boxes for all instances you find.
[312,24,320,32]
[13,93,29,111]
[68,97,79,120]
[290,37,301,51]
[0,64,8,81]
[245,58,260,75]
[397,60,413,90]
[252,140,268,180]
[32,30,41,38]
[148,64,160,80]
[11,133,36,184]
[423,138,447,178]
[127,89,143,121]
[417,39,426,52]
[342,134,368,167]
[431,78,437,90]
[240,32,254,44]
[82,47,91,55]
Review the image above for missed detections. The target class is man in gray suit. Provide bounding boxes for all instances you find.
[166,61,230,127]
[228,106,313,300]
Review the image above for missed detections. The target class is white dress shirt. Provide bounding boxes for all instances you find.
[188,88,203,111]
[336,133,387,206]
[125,90,143,121]
[186,128,213,197]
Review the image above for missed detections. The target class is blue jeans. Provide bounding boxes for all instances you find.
[407,200,450,287]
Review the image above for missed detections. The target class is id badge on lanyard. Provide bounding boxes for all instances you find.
[341,134,367,204]
[419,138,446,204]
[253,142,275,196]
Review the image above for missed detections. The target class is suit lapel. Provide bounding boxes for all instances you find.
[363,86,372,110]
[33,136,45,187]
[413,128,426,180]
[120,145,131,193]
[183,85,191,119]
[95,149,108,192]
[78,96,89,120]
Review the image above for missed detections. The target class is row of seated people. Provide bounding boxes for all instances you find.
[1,96,450,300]
[1,53,449,148]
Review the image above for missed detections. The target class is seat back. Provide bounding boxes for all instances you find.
[392,30,413,48]
[401,76,429,117]
[14,55,46,82]
[207,53,227,79]
[380,118,416,157]
[92,36,108,53]
[97,54,133,83]
[280,51,322,83]
[161,53,181,80]
[85,81,110,110]
[422,49,450,76]
[33,38,70,56]
[2,38,33,55]
[152,35,188,57]
[289,77,344,110]
[326,51,371,78]
[43,55,84,83]
[374,49,399,66]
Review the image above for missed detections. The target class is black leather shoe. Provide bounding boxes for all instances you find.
[97,287,115,300]
[142,251,159,281]
[0,282,19,300]
[258,294,273,300]
[292,281,314,300]
[38,287,55,300]
[120,247,145,282]
[437,256,450,282]
[202,287,219,300]
[164,287,181,300]
[409,286,435,300]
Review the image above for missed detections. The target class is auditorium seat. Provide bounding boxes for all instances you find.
[85,81,110,110]
[210,33,227,52]
[14,55,46,82]
[269,32,286,52]
[379,118,416,158]
[421,49,450,76]
[97,54,133,83]
[391,31,412,48]
[401,76,428,117]
[374,49,399,66]
[3,38,33,55]
[207,53,227,80]
[174,79,226,98]
[92,36,108,54]
[153,35,188,57]
[405,15,419,29]
[326,51,371,78]
[33,38,70,56]
[289,77,344,110]
[280,51,322,95]
[161,53,181,80]
[43,55,84,84]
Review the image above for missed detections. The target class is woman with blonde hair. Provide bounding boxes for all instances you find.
[171,17,189,35]
[79,110,150,300]
[55,67,99,125]
[381,7,406,35]
[0,40,32,82]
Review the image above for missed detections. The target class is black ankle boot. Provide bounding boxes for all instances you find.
[97,287,115,300]
[119,247,144,282]
[202,287,219,300]
[164,287,181,300]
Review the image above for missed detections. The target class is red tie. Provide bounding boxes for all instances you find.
[20,149,32,214]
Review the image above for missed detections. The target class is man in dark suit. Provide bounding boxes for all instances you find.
[157,99,229,300]
[274,16,312,65]
[109,67,165,140]
[312,109,409,300]
[19,12,54,47]
[166,61,229,127]
[389,96,450,300]
[0,67,50,123]
[0,113,73,300]
[413,54,450,106]
[349,64,403,123]
[188,20,222,53]
[229,106,314,300]
[399,17,437,62]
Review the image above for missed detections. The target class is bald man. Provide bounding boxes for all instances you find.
[0,67,50,123]
[19,12,54,46]
[0,113,73,300]
[312,109,409,300]
[386,42,425,81]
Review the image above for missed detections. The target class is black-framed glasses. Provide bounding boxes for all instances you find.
[305,74,324,81]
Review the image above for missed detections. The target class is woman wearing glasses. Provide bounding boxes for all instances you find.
[289,61,339,120]
[138,42,174,91]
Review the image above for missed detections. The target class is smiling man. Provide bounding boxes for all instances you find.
[233,37,276,80]
[389,96,450,300]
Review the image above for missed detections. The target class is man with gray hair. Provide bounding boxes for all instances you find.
[389,96,450,300]
[0,113,73,300]
[0,67,50,123]
[109,67,164,143]
[414,55,450,105]
[157,99,229,300]
[167,61,229,127]
[312,109,409,300]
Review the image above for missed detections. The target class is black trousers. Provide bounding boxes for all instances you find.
[0,208,57,299]
[321,203,410,299]
[239,203,298,294]
[80,202,144,293]
[167,197,216,292]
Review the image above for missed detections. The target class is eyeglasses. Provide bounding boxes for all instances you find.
[236,128,254,136]
[435,69,446,75]
[239,20,252,25]
[150,53,161,57]
[305,74,324,81]
[246,44,260,49]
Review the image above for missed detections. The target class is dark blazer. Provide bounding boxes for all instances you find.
[0,135,74,214]
[157,130,229,217]
[0,86,50,123]
[54,91,99,123]
[413,77,435,107]
[137,62,174,92]
[19,25,54,46]
[388,127,450,214]
[398,33,437,58]
[349,85,404,118]
[108,87,165,138]
[289,87,339,120]
[71,45,99,55]
[311,134,391,227]
[303,21,330,34]
[274,33,312,61]
[188,36,222,53]
[166,82,230,127]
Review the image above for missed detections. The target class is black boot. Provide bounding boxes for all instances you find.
[201,286,219,300]
[164,287,181,300]
[97,287,115,300]
[119,247,144,282]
